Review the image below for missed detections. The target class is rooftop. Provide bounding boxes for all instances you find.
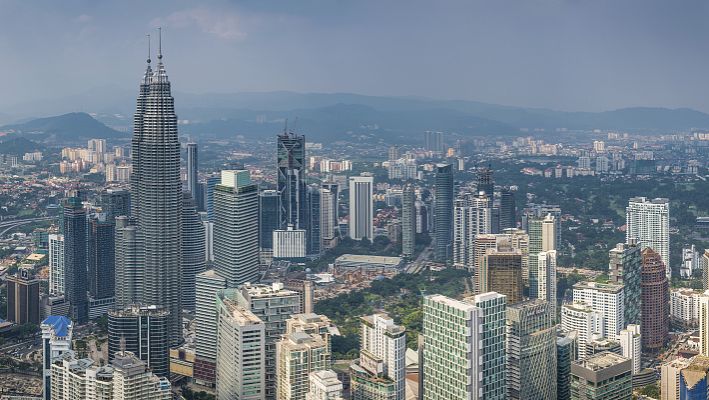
[42,315,72,337]
[335,254,402,266]
[575,352,629,371]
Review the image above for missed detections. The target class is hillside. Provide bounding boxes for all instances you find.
[0,112,124,143]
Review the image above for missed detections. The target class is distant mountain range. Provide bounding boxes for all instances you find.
[3,92,709,144]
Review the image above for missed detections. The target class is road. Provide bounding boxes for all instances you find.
[406,245,432,274]
[0,216,55,237]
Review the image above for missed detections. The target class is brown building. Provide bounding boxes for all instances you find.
[7,267,40,325]
[641,248,669,353]
[481,248,523,304]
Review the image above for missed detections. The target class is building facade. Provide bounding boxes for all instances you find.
[349,176,374,241]
[626,197,670,278]
[107,305,170,378]
[641,248,669,353]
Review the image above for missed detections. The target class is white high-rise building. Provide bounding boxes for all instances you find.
[660,357,693,400]
[306,370,344,400]
[42,316,73,400]
[670,288,702,325]
[572,281,625,340]
[561,302,605,360]
[273,226,307,259]
[49,234,65,295]
[193,269,226,387]
[215,290,266,400]
[453,193,492,270]
[699,293,709,356]
[618,324,641,375]
[348,176,374,240]
[626,197,670,278]
[320,188,338,249]
[422,292,507,400]
[528,214,556,300]
[537,250,557,318]
[276,332,330,400]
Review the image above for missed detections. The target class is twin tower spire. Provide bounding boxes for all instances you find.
[142,28,167,85]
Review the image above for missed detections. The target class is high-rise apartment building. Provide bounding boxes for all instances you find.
[424,131,443,155]
[453,193,492,270]
[401,184,416,259]
[433,163,453,262]
[186,142,199,205]
[181,192,206,310]
[561,302,604,360]
[618,324,641,375]
[130,42,183,345]
[608,241,642,325]
[661,357,693,400]
[570,352,632,400]
[422,292,507,400]
[48,234,64,295]
[521,204,562,245]
[572,281,625,341]
[214,170,259,286]
[348,176,374,240]
[278,131,307,230]
[114,216,144,309]
[63,197,88,324]
[506,299,556,400]
[215,290,266,400]
[306,370,344,400]
[641,248,669,353]
[527,214,556,300]
[108,305,170,378]
[626,197,670,278]
[88,214,115,300]
[276,332,331,400]
[538,250,557,318]
[350,314,406,400]
[193,270,227,387]
[42,316,73,400]
[480,248,523,304]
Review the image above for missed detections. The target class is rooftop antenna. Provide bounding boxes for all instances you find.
[293,117,299,133]
[146,34,151,64]
[284,118,288,134]
[157,27,162,60]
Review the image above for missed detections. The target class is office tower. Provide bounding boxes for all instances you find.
[63,197,88,324]
[661,357,693,400]
[528,214,556,299]
[453,193,492,270]
[214,170,259,286]
[114,217,144,309]
[273,226,307,259]
[557,336,575,400]
[476,165,494,196]
[608,241,642,325]
[626,197,670,278]
[203,219,214,262]
[537,250,557,318]
[306,370,344,400]
[97,188,131,219]
[570,352,632,400]
[108,305,170,378]
[572,281,625,340]
[433,163,453,262]
[215,291,266,400]
[276,331,330,400]
[181,192,206,310]
[506,299,556,400]
[49,234,65,295]
[322,181,339,231]
[618,324,641,375]
[348,176,374,240]
[521,204,562,246]
[401,184,416,259]
[88,214,114,300]
[6,268,40,325]
[306,184,322,255]
[499,187,516,230]
[130,40,183,344]
[423,131,443,155]
[641,248,669,353]
[473,231,529,292]
[320,187,338,249]
[561,302,604,360]
[350,314,406,400]
[480,248,523,304]
[260,189,281,253]
[186,142,198,202]
[205,174,220,220]
[679,356,709,399]
[423,292,507,400]
[42,316,73,400]
[278,130,307,230]
[235,283,302,398]
[193,270,226,387]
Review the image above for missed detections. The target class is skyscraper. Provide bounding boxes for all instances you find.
[193,270,226,387]
[528,214,556,300]
[424,131,443,155]
[499,187,517,230]
[476,165,494,196]
[96,188,131,219]
[506,299,556,400]
[433,163,453,262]
[453,192,492,270]
[186,142,199,204]
[88,214,115,300]
[423,292,507,400]
[42,316,73,400]
[7,268,40,325]
[63,197,88,324]
[320,187,338,249]
[537,250,557,318]
[480,248,523,304]
[259,189,281,253]
[214,170,259,286]
[181,192,206,310]
[401,184,416,259]
[626,197,670,278]
[130,36,183,344]
[609,241,642,325]
[618,324,641,375]
[561,302,603,360]
[48,234,64,295]
[108,305,170,378]
[348,176,374,241]
[276,332,331,400]
[570,352,632,400]
[641,248,669,353]
[114,216,144,309]
[278,131,306,230]
[557,335,575,400]
[572,281,625,341]
[306,184,322,255]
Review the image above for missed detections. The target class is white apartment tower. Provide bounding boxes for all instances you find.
[349,176,374,240]
[626,197,670,278]
[561,302,604,360]
[453,193,492,270]
[306,370,344,400]
[618,324,642,375]
[49,234,65,295]
[572,281,625,341]
[537,250,557,318]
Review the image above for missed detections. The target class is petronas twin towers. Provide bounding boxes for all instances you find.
[130,33,183,345]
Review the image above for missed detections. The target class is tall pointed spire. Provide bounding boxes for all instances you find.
[147,34,151,65]
[153,27,168,83]
[157,27,162,60]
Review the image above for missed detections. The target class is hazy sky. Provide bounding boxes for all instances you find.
[2,0,709,112]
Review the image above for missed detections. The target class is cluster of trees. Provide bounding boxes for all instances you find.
[315,268,472,358]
